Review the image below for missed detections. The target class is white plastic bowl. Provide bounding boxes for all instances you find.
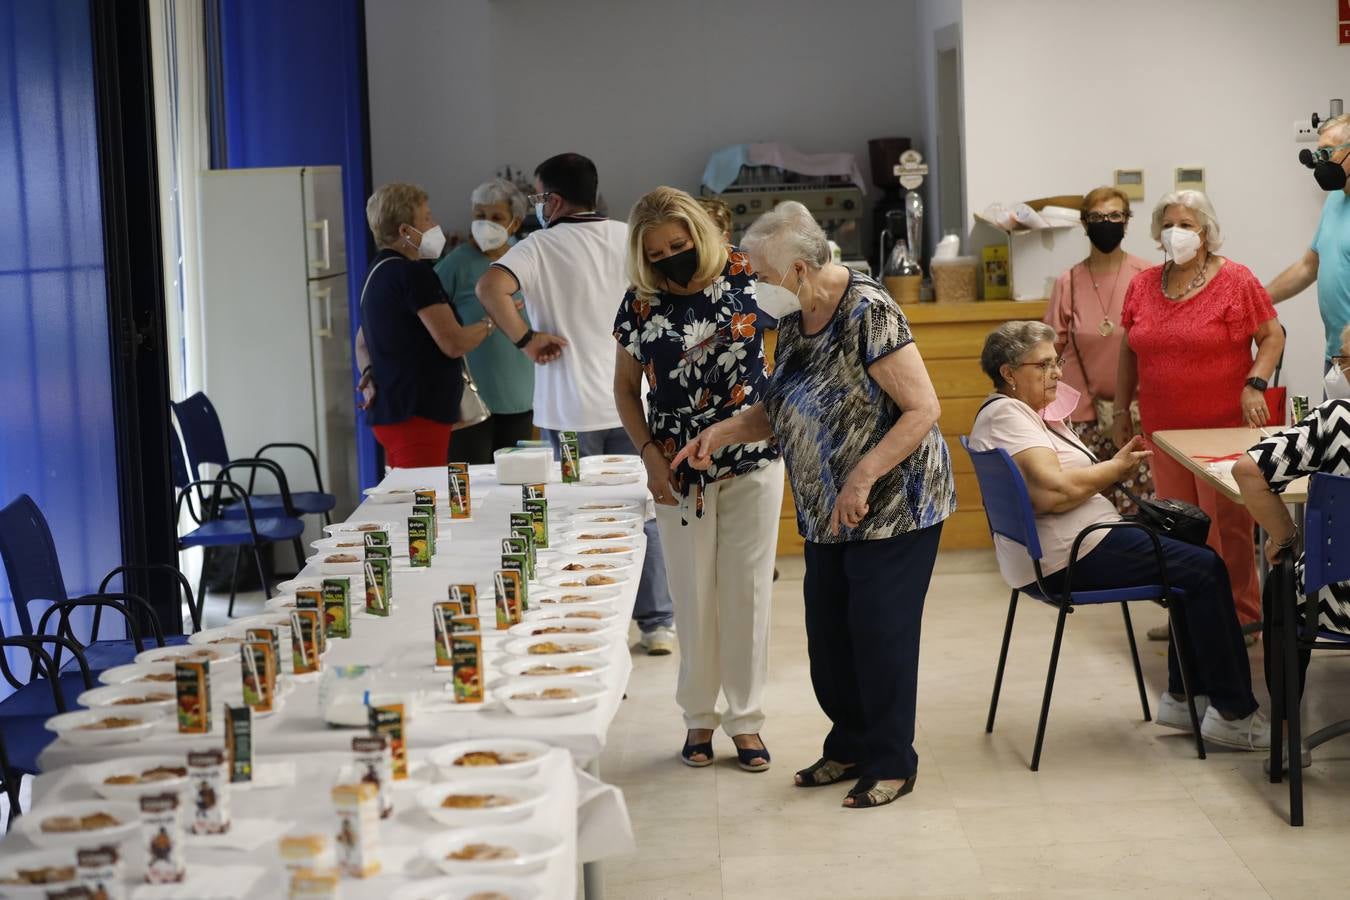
[567,511,643,528]
[14,800,140,849]
[532,585,621,606]
[80,754,191,801]
[0,848,82,898]
[495,655,610,681]
[522,605,620,626]
[572,500,643,515]
[540,572,629,591]
[507,618,617,640]
[580,471,642,486]
[415,778,548,827]
[76,683,176,714]
[389,877,541,900]
[304,552,366,576]
[426,738,549,779]
[310,535,371,551]
[362,485,435,504]
[323,519,398,536]
[134,644,237,669]
[97,662,177,687]
[545,554,636,577]
[553,539,637,559]
[45,708,165,747]
[580,453,640,469]
[567,521,642,540]
[502,635,610,663]
[420,826,563,877]
[500,675,605,718]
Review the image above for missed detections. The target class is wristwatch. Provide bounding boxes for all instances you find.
[1245,376,1268,392]
[513,328,536,349]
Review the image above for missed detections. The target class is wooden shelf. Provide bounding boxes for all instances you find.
[902,299,1048,324]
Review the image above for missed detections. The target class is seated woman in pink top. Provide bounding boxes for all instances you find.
[1044,186,1154,515]
[1114,191,1285,627]
[968,321,1268,751]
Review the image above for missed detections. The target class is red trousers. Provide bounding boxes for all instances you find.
[372,416,452,469]
[1147,437,1261,625]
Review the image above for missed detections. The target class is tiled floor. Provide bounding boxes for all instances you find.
[596,550,1350,900]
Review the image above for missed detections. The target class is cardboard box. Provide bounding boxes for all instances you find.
[969,199,1086,301]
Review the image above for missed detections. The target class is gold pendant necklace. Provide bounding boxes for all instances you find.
[1084,260,1121,336]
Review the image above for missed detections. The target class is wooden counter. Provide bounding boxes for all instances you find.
[770,300,1050,556]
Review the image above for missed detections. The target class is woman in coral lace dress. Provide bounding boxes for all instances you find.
[1114,190,1284,627]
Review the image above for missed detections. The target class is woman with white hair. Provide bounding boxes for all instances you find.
[434,178,536,462]
[1113,190,1284,627]
[673,201,955,809]
[354,182,494,467]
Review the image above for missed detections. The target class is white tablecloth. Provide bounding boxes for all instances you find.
[18,746,633,898]
[40,465,649,771]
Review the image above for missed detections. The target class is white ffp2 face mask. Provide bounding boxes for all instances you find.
[1161,227,1202,265]
[411,224,446,260]
[471,219,509,252]
[755,269,803,319]
[1325,364,1350,401]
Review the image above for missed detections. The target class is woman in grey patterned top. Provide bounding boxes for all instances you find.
[674,201,955,809]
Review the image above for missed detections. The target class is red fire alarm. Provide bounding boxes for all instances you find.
[1343,22,1350,46]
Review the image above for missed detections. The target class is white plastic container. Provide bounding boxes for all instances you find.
[493,448,553,485]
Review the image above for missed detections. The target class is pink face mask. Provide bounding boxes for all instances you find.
[1040,380,1081,422]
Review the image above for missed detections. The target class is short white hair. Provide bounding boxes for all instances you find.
[470,178,527,221]
[741,200,830,274]
[1151,189,1223,253]
[1319,113,1350,144]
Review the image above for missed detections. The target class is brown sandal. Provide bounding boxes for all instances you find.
[843,775,916,809]
[794,757,855,787]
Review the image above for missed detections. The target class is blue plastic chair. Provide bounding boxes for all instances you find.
[171,431,304,616]
[1268,472,1350,826]
[0,495,195,676]
[0,633,93,782]
[961,436,1207,771]
[171,392,336,526]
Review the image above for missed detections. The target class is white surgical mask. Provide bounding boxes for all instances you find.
[1040,380,1081,422]
[410,224,446,260]
[534,201,550,229]
[1160,227,1201,265]
[755,269,803,319]
[1325,364,1350,401]
[471,219,509,252]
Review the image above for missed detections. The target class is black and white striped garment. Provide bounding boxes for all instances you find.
[1248,399,1350,633]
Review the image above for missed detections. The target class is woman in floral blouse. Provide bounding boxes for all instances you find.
[613,187,784,773]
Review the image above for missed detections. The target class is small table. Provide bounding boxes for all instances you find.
[1150,427,1308,505]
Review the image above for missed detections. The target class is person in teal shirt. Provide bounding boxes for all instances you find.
[435,179,536,462]
[1267,115,1350,370]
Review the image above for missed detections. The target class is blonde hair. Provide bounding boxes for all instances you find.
[627,187,729,298]
[367,182,428,249]
[696,196,733,238]
[1150,189,1223,253]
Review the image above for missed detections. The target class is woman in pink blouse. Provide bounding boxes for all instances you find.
[1114,190,1285,627]
[1044,186,1154,515]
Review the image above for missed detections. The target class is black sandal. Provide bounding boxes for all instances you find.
[680,737,715,768]
[843,775,916,809]
[733,736,771,773]
[794,757,855,787]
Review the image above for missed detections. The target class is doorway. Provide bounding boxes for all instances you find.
[935,26,965,245]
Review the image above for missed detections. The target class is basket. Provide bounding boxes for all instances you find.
[930,256,978,303]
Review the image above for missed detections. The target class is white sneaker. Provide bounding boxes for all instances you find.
[639,626,675,656]
[1263,745,1312,775]
[1155,692,1210,731]
[1200,706,1271,751]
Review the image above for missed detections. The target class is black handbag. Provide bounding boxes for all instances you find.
[1121,490,1212,546]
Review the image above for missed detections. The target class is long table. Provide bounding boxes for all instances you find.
[1150,427,1308,505]
[23,462,645,898]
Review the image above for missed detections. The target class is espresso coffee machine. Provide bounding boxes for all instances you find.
[868,137,915,275]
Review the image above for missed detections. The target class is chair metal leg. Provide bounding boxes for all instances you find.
[227,545,242,618]
[986,590,1019,734]
[1283,584,1304,826]
[1166,601,1206,761]
[1030,604,1069,772]
[292,536,305,576]
[1120,602,1150,722]
[195,562,208,628]
[252,546,272,600]
[1267,584,1286,784]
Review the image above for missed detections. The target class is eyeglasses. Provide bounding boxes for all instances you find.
[526,191,554,205]
[1084,211,1130,224]
[1015,357,1066,374]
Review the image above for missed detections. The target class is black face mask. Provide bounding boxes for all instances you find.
[1314,159,1349,191]
[652,247,699,288]
[1084,220,1126,253]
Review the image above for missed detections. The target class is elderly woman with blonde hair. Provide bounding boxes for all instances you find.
[354,183,494,467]
[1114,190,1284,628]
[673,200,955,809]
[613,186,784,773]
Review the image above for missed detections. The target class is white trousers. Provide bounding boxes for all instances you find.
[654,459,784,735]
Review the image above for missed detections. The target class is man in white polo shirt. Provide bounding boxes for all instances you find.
[477,153,675,654]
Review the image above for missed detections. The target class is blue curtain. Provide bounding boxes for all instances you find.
[217,0,377,489]
[0,1,121,694]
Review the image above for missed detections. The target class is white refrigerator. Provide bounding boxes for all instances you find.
[197,166,358,529]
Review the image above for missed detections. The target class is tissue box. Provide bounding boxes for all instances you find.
[494,447,553,484]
